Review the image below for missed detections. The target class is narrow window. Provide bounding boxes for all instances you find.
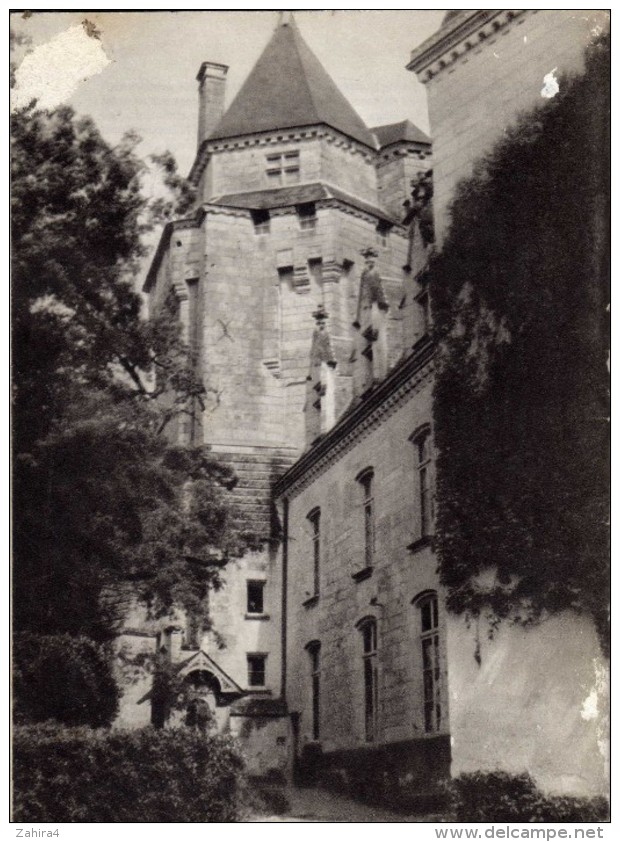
[247,654,267,688]
[415,287,431,336]
[297,202,317,230]
[266,153,282,186]
[376,220,392,248]
[283,150,300,184]
[412,428,434,538]
[246,580,265,615]
[358,469,375,568]
[306,641,321,740]
[359,619,378,741]
[307,508,321,596]
[418,594,441,732]
[252,208,271,235]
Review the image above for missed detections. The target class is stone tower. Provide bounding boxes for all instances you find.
[121,15,430,773]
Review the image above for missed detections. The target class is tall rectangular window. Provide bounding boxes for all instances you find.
[246,580,265,615]
[307,641,321,741]
[247,654,267,688]
[419,594,441,732]
[358,469,375,568]
[415,287,431,337]
[360,620,378,742]
[307,508,321,596]
[411,427,434,539]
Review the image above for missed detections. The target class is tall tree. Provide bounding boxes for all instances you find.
[12,101,241,648]
[430,37,609,650]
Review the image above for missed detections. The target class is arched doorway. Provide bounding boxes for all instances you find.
[181,670,221,732]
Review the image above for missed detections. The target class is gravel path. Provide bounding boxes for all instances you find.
[247,785,444,823]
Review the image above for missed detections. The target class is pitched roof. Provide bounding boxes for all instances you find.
[208,16,376,149]
[210,181,400,224]
[230,697,289,718]
[372,119,431,149]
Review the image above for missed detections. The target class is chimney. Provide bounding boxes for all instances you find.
[196,61,228,148]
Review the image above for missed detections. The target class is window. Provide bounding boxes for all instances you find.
[297,202,317,231]
[246,580,265,615]
[307,508,321,596]
[358,618,378,741]
[247,654,267,688]
[266,150,300,186]
[376,220,392,248]
[306,641,321,740]
[411,427,434,538]
[358,469,375,568]
[251,208,270,234]
[415,287,431,336]
[416,593,442,733]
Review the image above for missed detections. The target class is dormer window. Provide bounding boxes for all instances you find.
[266,150,300,186]
[297,202,317,231]
[252,208,271,235]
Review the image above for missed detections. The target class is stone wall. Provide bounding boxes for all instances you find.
[446,612,609,798]
[204,547,283,695]
[229,708,291,779]
[376,145,430,221]
[418,9,608,243]
[199,204,408,452]
[199,131,379,206]
[284,367,439,755]
[114,629,157,729]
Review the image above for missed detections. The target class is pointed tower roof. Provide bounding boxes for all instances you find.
[209,16,376,149]
[372,119,431,149]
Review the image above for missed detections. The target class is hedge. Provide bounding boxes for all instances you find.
[13,724,245,822]
[451,772,609,822]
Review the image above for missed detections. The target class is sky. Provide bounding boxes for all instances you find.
[11,10,445,176]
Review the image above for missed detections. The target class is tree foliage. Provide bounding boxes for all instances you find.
[11,101,243,654]
[430,37,609,649]
[13,633,120,727]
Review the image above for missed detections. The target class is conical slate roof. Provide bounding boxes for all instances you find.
[209,16,376,149]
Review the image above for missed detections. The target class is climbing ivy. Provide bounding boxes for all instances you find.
[430,37,609,652]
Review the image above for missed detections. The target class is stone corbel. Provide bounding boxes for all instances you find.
[291,264,311,293]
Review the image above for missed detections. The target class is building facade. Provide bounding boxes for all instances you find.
[117,11,608,801]
[117,13,431,779]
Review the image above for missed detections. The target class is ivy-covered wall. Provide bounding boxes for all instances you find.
[430,37,609,651]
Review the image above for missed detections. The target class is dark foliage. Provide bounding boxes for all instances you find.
[430,38,609,648]
[451,771,609,822]
[12,102,246,648]
[13,724,245,822]
[13,633,119,728]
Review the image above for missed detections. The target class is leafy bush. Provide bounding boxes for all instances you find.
[13,724,245,822]
[13,633,119,728]
[451,771,609,822]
